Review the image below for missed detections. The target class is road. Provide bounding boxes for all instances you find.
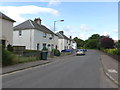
[2,50,118,88]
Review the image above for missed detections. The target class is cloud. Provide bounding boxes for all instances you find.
[0,5,59,25]
[48,0,61,6]
[62,25,89,40]
[80,24,93,31]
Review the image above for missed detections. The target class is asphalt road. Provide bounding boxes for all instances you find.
[2,50,118,88]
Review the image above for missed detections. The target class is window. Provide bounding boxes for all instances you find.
[43,43,46,48]
[67,40,68,43]
[43,33,47,38]
[48,44,51,47]
[1,40,6,48]
[19,30,22,36]
[37,43,40,50]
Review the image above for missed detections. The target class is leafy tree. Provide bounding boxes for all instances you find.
[115,40,120,49]
[73,37,84,48]
[85,34,101,49]
[100,36,114,49]
[88,34,100,40]
[85,39,99,49]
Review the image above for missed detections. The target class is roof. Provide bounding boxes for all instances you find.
[56,32,64,39]
[0,12,15,22]
[14,19,54,34]
[56,32,72,40]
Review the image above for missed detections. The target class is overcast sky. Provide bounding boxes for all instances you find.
[0,2,118,40]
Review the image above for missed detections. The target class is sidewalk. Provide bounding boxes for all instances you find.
[2,53,75,75]
[100,53,119,87]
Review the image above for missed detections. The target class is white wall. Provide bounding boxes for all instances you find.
[0,18,14,46]
[13,29,57,51]
[33,30,56,51]
[13,29,34,50]
[58,38,69,52]
[72,42,77,49]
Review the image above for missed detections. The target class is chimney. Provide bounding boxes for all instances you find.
[59,31,64,35]
[70,36,72,39]
[34,18,42,25]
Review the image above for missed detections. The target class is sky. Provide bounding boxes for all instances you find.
[0,1,118,40]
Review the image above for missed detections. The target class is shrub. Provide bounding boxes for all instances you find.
[52,49,61,56]
[103,49,120,55]
[2,48,17,66]
[7,44,13,52]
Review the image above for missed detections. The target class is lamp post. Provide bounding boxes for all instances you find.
[53,20,64,56]
[54,20,64,32]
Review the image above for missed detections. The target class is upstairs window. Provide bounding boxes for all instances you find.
[43,33,47,38]
[43,43,46,48]
[19,30,22,36]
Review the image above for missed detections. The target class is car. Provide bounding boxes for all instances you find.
[76,49,85,56]
[61,49,73,53]
[83,49,87,52]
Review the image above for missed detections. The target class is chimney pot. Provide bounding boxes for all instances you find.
[34,18,42,25]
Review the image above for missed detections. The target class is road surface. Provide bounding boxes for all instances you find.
[2,50,118,88]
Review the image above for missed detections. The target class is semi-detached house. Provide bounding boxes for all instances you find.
[0,12,15,47]
[13,18,58,51]
[56,31,76,52]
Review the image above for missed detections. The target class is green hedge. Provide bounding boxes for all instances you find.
[102,49,120,55]
[2,48,17,66]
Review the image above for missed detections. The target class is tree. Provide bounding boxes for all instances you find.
[73,37,84,48]
[85,34,101,49]
[115,40,120,49]
[89,34,100,40]
[100,37,114,49]
[85,39,99,49]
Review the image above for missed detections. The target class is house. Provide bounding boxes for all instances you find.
[56,31,73,51]
[13,18,58,51]
[72,40,77,49]
[0,12,15,47]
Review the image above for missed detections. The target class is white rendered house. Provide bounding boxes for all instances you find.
[13,18,58,51]
[56,31,72,52]
[0,12,15,47]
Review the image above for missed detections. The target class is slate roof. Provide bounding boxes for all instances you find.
[0,12,15,22]
[14,19,54,34]
[56,32,72,41]
[56,32,64,39]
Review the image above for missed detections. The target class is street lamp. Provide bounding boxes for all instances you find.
[54,20,64,32]
[52,20,64,56]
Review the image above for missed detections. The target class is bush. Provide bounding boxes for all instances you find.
[2,48,17,66]
[7,44,13,52]
[102,49,120,55]
[52,49,61,56]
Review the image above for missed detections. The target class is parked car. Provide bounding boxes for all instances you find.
[61,49,73,53]
[76,49,85,56]
[83,49,87,52]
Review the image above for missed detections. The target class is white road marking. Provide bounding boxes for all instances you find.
[108,69,118,73]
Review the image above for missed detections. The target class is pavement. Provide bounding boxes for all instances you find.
[2,53,75,74]
[100,51,119,87]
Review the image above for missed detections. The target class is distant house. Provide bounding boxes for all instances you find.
[56,31,74,51]
[0,12,15,47]
[72,40,77,49]
[13,18,58,51]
